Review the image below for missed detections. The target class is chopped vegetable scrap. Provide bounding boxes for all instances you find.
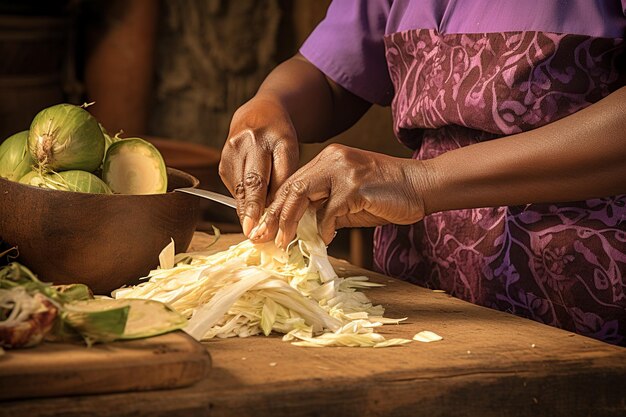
[412,330,443,343]
[0,262,185,348]
[0,288,57,348]
[114,210,415,348]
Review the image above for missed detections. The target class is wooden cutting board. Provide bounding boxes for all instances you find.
[2,235,626,417]
[0,330,211,400]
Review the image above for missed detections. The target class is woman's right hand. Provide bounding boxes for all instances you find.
[219,53,372,237]
[219,97,300,237]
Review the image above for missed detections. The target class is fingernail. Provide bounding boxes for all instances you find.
[249,224,259,240]
[251,222,266,240]
[275,229,284,249]
[243,216,254,236]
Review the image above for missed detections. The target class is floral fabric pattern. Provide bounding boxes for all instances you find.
[374,30,626,345]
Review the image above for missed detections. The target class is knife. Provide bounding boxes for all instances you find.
[174,187,237,209]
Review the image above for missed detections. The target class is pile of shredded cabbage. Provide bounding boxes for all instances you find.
[113,211,411,347]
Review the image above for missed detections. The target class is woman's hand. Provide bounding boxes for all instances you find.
[219,54,372,237]
[251,144,428,248]
[219,98,300,236]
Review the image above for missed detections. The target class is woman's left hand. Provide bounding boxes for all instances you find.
[249,143,427,248]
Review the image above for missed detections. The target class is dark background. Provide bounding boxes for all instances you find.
[0,0,410,267]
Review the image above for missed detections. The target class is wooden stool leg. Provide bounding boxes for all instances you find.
[350,228,373,269]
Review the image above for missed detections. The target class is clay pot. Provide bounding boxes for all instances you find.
[144,136,221,191]
[0,168,200,295]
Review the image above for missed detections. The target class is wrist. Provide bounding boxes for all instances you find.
[403,158,439,218]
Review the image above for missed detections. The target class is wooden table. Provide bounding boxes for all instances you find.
[2,234,625,417]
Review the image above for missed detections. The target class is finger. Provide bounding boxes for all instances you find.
[219,143,247,231]
[219,129,252,198]
[249,170,294,243]
[241,153,271,236]
[234,180,247,230]
[268,139,299,201]
[275,180,312,249]
[275,165,334,248]
[252,176,303,246]
[219,130,270,236]
[254,159,328,245]
[218,152,241,199]
[317,196,350,244]
[250,201,279,243]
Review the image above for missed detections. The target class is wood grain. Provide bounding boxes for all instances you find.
[2,234,625,417]
[0,331,211,401]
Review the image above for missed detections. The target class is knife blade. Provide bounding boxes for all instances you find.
[174,188,237,209]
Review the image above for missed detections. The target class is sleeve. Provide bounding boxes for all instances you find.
[299,0,394,106]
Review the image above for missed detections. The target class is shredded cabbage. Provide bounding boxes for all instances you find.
[113,210,411,347]
[0,287,49,327]
[412,330,443,343]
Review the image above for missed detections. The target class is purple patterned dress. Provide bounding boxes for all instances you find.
[377,30,626,345]
[301,1,626,345]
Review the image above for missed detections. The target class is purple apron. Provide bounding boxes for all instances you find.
[374,30,626,345]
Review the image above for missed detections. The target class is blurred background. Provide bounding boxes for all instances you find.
[0,0,410,268]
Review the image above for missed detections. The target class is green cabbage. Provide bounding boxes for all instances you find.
[20,170,112,194]
[102,138,167,194]
[0,131,34,181]
[28,104,105,172]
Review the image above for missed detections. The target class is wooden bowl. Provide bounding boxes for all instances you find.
[0,168,200,294]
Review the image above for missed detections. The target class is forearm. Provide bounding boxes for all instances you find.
[235,54,371,143]
[419,86,626,214]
